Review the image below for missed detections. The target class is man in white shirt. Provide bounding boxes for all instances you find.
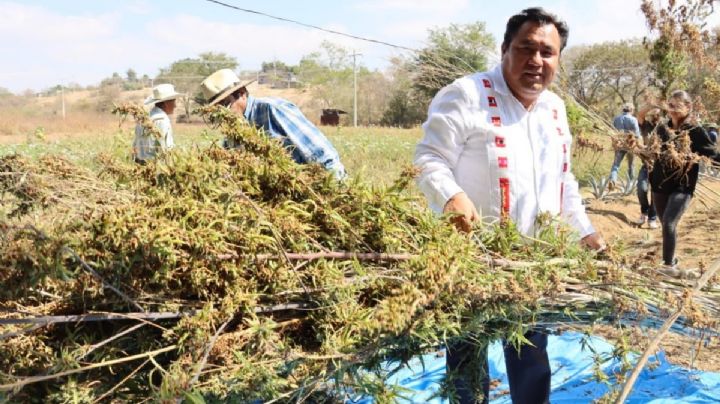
[414,7,604,403]
[133,84,182,164]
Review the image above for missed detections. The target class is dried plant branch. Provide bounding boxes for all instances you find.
[616,256,720,403]
[0,345,177,391]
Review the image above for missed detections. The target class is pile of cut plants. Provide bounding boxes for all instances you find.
[0,105,718,403]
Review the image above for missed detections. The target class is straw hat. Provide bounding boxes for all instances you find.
[200,69,255,106]
[144,84,183,106]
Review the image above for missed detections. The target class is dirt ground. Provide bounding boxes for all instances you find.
[584,183,720,271]
[582,178,720,372]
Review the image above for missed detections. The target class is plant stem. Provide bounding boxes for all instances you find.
[615,256,720,403]
[0,345,177,391]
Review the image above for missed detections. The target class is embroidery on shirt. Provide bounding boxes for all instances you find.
[498,156,508,168]
[499,177,510,218]
[482,79,492,88]
[495,136,506,148]
[553,109,558,120]
[556,127,563,136]
[560,141,569,211]
[488,96,497,107]
[491,116,501,127]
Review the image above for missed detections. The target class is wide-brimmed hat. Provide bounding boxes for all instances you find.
[200,69,255,106]
[144,84,183,106]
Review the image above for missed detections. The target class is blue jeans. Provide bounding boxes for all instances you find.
[609,150,635,182]
[446,331,550,403]
[637,166,656,220]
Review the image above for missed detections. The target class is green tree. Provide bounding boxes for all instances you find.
[413,21,496,99]
[261,60,296,74]
[122,68,143,91]
[376,22,494,127]
[381,57,427,127]
[156,52,238,118]
[356,69,393,125]
[100,72,123,88]
[561,40,653,118]
[641,0,716,98]
[296,42,353,109]
[295,42,393,125]
[260,60,297,88]
[126,69,138,83]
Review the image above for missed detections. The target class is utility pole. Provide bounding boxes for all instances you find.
[60,84,66,120]
[350,51,362,127]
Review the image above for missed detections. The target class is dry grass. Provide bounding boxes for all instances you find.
[0,103,421,186]
[0,108,117,139]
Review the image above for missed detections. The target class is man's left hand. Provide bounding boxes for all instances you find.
[581,232,606,252]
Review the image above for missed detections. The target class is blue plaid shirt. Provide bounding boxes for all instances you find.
[237,96,346,178]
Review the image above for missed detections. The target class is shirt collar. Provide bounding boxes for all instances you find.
[488,64,509,96]
[243,95,256,121]
[150,106,168,118]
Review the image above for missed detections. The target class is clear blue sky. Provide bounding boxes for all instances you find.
[1,0,714,93]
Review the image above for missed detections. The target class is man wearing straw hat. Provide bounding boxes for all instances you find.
[200,69,346,179]
[132,83,183,164]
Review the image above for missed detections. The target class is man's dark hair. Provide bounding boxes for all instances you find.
[233,87,249,99]
[501,7,569,53]
[156,100,172,110]
[217,87,249,107]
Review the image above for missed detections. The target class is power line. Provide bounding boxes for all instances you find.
[564,66,652,74]
[204,0,418,52]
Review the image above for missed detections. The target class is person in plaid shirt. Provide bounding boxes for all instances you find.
[200,69,346,179]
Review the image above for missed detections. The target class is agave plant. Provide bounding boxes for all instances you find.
[588,175,611,200]
[619,173,638,197]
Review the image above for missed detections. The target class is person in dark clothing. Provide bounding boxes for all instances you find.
[635,107,662,229]
[707,124,718,144]
[649,90,720,269]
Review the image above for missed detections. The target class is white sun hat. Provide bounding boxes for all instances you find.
[144,83,183,106]
[200,69,256,106]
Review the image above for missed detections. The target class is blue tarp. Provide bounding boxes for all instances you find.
[349,332,720,403]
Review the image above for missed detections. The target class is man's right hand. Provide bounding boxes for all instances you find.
[443,192,479,233]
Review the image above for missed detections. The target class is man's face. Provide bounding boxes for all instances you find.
[160,99,176,115]
[501,21,561,108]
[220,90,248,115]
